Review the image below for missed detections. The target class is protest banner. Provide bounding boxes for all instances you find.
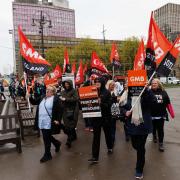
[78,86,102,118]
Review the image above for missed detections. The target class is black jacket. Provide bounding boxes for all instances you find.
[151,88,170,118]
[98,78,112,119]
[120,88,156,135]
[30,95,63,133]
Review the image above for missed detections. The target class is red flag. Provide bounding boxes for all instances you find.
[71,61,76,74]
[75,60,84,84]
[134,39,145,70]
[83,63,88,74]
[172,35,180,54]
[18,26,51,74]
[51,65,62,79]
[110,43,120,66]
[156,35,180,77]
[44,73,50,81]
[146,13,172,66]
[63,48,71,73]
[91,51,109,73]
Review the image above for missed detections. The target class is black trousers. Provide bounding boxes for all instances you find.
[92,118,113,159]
[41,129,60,157]
[152,118,165,143]
[67,128,77,142]
[111,118,117,146]
[131,134,148,174]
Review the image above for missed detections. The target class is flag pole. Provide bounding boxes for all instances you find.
[112,60,115,79]
[23,72,31,111]
[130,70,156,111]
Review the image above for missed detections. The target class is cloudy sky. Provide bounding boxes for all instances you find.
[0,0,179,74]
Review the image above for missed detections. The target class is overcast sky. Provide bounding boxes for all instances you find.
[0,0,179,74]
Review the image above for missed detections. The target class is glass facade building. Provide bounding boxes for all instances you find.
[153,3,180,42]
[12,1,75,74]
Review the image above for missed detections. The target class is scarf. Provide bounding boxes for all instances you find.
[131,96,143,126]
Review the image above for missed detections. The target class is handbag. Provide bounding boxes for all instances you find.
[44,100,61,134]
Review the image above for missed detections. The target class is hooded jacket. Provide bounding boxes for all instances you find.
[61,80,79,128]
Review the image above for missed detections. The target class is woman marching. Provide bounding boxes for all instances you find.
[88,77,113,164]
[120,83,156,179]
[106,80,121,147]
[150,78,171,152]
[30,85,63,163]
[60,80,79,148]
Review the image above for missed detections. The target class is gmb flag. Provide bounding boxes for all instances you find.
[18,26,51,75]
[145,12,172,77]
[156,36,180,77]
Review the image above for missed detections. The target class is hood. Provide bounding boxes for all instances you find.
[95,77,106,91]
[62,80,73,90]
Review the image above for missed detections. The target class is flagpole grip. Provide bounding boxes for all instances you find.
[130,71,156,112]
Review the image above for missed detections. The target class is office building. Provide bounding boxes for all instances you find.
[12,0,75,74]
[153,3,180,42]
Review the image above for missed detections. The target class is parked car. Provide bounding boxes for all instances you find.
[160,77,180,84]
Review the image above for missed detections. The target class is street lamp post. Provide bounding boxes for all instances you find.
[32,10,52,58]
[9,29,16,74]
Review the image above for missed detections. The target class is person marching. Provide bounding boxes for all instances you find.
[88,77,113,164]
[150,78,171,152]
[120,83,156,179]
[60,80,79,148]
[30,85,63,163]
[106,80,120,147]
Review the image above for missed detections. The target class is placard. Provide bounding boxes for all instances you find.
[128,70,147,96]
[79,86,102,118]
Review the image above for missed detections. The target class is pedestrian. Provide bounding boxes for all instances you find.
[119,82,130,142]
[30,85,63,163]
[17,82,26,100]
[106,80,120,147]
[34,80,46,101]
[88,77,113,164]
[60,80,79,148]
[0,82,6,100]
[120,84,156,179]
[150,78,171,152]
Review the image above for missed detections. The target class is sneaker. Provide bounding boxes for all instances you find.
[40,155,52,163]
[135,172,143,179]
[88,158,98,163]
[159,143,164,152]
[107,149,113,154]
[55,142,61,153]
